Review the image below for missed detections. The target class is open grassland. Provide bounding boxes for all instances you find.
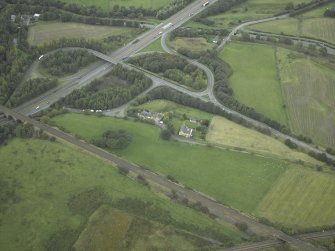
[52,113,289,213]
[250,2,335,44]
[219,42,288,125]
[28,22,140,46]
[61,0,172,9]
[277,48,335,148]
[206,116,321,165]
[139,38,164,53]
[257,168,335,230]
[0,138,243,251]
[169,37,215,52]
[185,0,311,29]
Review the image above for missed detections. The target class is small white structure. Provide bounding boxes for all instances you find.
[33,13,40,20]
[10,15,16,22]
[179,123,193,138]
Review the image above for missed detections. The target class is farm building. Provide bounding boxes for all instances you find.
[179,123,193,138]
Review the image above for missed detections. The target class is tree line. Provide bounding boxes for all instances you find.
[324,8,335,18]
[156,0,195,19]
[128,53,207,90]
[58,64,152,110]
[40,50,96,77]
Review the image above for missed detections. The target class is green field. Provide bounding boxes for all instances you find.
[139,38,164,53]
[52,113,290,213]
[185,0,311,29]
[277,48,335,148]
[219,42,288,125]
[28,22,141,46]
[207,116,321,165]
[61,0,172,9]
[0,138,244,251]
[257,168,335,230]
[250,2,335,44]
[168,37,215,52]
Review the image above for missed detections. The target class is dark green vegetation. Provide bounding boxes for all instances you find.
[91,130,132,149]
[129,53,207,90]
[8,78,58,107]
[312,237,335,251]
[59,64,152,109]
[0,137,244,251]
[40,49,96,76]
[325,7,335,17]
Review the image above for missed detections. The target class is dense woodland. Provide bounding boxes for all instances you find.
[59,64,152,110]
[8,78,58,107]
[40,50,96,77]
[129,53,207,90]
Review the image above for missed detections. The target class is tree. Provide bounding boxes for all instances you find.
[160,129,172,140]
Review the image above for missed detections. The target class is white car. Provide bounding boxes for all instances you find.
[35,106,40,110]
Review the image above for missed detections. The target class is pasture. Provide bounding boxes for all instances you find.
[250,2,335,44]
[257,168,335,230]
[0,138,243,251]
[277,48,335,148]
[206,116,321,165]
[28,22,140,46]
[219,42,288,125]
[52,113,289,213]
[61,0,172,9]
[169,37,216,52]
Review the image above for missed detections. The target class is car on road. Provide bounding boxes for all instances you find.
[189,12,193,16]
[35,106,40,110]
[132,39,139,44]
[158,31,163,35]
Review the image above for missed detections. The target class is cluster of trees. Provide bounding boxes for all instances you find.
[59,64,152,110]
[8,78,58,107]
[171,27,229,40]
[0,120,18,145]
[40,50,96,76]
[129,53,207,90]
[91,130,132,149]
[324,8,335,18]
[156,0,194,19]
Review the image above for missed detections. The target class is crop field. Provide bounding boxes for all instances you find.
[185,0,311,29]
[250,2,335,44]
[206,116,321,165]
[257,168,335,230]
[219,42,288,125]
[277,48,335,148]
[169,37,215,52]
[52,113,289,213]
[61,0,172,9]
[0,138,243,251]
[28,22,140,46]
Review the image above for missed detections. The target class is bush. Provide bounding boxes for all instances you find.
[160,129,172,140]
[92,130,132,149]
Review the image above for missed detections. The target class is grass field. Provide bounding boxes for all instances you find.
[277,48,335,148]
[250,2,335,44]
[61,0,172,9]
[139,38,164,53]
[257,168,335,230]
[168,37,215,52]
[0,138,243,251]
[219,42,288,125]
[184,0,311,29]
[28,22,140,46]
[206,116,321,165]
[52,113,290,213]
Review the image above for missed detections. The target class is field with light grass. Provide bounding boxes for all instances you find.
[28,22,141,46]
[250,2,335,44]
[206,116,321,165]
[139,38,164,53]
[52,113,291,213]
[0,138,243,251]
[169,37,215,52]
[257,168,335,230]
[61,0,172,9]
[277,48,335,148]
[219,42,288,125]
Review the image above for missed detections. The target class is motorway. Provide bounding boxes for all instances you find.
[0,104,326,251]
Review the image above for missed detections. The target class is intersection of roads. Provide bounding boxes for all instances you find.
[4,0,335,250]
